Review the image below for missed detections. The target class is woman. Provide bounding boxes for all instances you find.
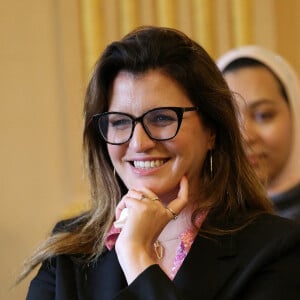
[23,27,300,299]
[218,46,300,222]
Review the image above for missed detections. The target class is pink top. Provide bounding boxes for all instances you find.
[105,210,208,280]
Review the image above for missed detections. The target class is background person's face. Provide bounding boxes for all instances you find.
[224,66,293,187]
[107,70,215,202]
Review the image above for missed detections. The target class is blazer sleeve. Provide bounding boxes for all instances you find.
[26,260,56,300]
[26,256,80,300]
[115,264,185,300]
[26,217,86,300]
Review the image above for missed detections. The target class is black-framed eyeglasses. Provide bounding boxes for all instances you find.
[92,106,199,145]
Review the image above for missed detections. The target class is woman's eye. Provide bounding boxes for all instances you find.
[253,111,275,123]
[147,111,177,126]
[156,114,174,121]
[111,118,131,128]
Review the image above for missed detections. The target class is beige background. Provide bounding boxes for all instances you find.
[1,1,300,299]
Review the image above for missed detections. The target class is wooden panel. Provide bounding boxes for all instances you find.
[231,0,253,45]
[192,0,215,55]
[274,0,300,75]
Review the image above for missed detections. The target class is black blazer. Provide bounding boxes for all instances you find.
[26,214,300,300]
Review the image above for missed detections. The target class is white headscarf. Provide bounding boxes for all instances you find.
[217,45,300,194]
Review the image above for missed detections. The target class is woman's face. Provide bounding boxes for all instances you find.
[224,66,293,186]
[107,70,215,201]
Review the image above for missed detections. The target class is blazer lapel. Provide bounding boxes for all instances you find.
[173,234,238,300]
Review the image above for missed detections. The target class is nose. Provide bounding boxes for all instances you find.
[128,123,156,151]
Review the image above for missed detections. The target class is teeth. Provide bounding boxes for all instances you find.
[133,160,165,169]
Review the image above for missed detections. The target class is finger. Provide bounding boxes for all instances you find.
[115,198,127,220]
[128,189,146,201]
[177,176,189,201]
[133,187,161,203]
[165,207,178,220]
[115,187,150,220]
[115,194,136,220]
[166,176,189,216]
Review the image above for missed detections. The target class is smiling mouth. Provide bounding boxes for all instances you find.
[132,160,166,169]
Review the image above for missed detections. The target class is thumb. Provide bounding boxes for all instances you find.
[167,176,189,215]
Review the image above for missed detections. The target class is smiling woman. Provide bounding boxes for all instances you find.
[21,26,300,300]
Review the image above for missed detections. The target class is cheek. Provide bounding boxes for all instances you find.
[107,145,114,159]
[172,129,211,170]
[262,120,292,150]
[260,123,293,173]
[107,145,124,166]
[266,126,293,180]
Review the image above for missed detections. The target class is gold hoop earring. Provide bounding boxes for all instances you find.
[113,168,116,177]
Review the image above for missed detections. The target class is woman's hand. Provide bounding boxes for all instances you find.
[114,176,189,284]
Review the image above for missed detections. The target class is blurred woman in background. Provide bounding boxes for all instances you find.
[218,46,300,222]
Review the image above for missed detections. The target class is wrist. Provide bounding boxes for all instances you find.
[116,243,157,284]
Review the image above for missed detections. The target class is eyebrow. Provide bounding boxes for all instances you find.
[246,98,283,110]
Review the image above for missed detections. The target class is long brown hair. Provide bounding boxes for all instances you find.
[18,26,273,283]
